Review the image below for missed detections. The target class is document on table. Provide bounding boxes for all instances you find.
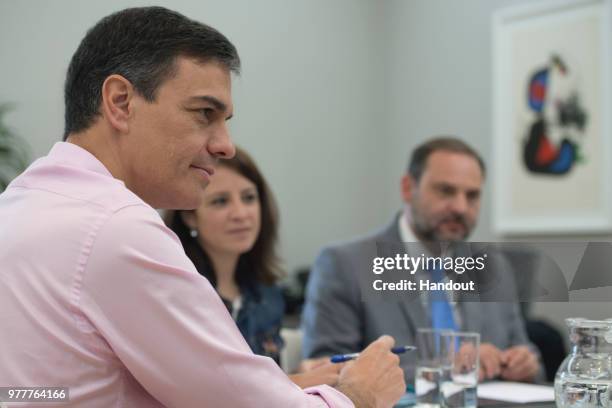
[477,381,555,403]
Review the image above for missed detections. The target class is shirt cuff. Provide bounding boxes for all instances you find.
[304,384,355,408]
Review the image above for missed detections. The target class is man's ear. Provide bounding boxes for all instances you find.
[401,174,415,204]
[100,74,135,133]
[180,210,198,231]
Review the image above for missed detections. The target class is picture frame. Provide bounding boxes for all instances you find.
[492,0,612,234]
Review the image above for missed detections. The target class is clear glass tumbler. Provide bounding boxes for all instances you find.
[440,331,479,408]
[415,328,452,407]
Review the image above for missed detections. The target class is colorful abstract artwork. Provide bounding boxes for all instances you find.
[493,0,611,234]
[523,55,588,175]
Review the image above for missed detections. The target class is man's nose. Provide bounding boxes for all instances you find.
[208,123,235,159]
[449,193,469,214]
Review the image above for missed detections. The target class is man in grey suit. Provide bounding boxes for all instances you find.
[302,137,542,383]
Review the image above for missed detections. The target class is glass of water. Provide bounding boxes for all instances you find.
[415,328,452,407]
[440,331,480,408]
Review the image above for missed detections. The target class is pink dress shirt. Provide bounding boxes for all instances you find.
[0,142,353,407]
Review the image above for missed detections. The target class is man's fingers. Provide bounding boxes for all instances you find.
[502,347,530,370]
[361,335,396,358]
[374,335,395,349]
[336,335,405,408]
[484,359,500,379]
[481,357,494,379]
[507,350,529,368]
[499,350,511,365]
[501,354,537,380]
[480,350,501,379]
[502,353,538,380]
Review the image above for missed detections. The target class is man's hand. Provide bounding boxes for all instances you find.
[335,335,406,408]
[289,361,343,388]
[499,346,539,382]
[479,343,503,381]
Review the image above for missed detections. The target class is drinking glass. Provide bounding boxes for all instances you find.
[440,331,480,408]
[415,328,452,407]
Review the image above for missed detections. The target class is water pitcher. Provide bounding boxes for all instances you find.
[555,318,612,408]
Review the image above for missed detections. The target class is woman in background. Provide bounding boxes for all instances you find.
[166,146,340,388]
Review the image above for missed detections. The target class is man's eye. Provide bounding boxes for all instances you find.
[200,108,214,121]
[467,192,480,202]
[437,186,454,196]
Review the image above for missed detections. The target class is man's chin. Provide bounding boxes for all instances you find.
[160,193,203,211]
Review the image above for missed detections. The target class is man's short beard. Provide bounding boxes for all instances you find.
[412,217,437,242]
[410,205,470,243]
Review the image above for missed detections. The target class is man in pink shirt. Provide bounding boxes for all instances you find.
[0,6,404,408]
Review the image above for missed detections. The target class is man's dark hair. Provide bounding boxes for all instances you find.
[63,6,240,140]
[407,136,486,182]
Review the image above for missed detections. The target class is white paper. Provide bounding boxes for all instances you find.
[477,381,555,403]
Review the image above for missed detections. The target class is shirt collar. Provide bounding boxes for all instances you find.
[47,142,115,179]
[398,210,417,242]
[398,210,435,257]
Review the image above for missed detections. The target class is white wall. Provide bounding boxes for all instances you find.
[1,0,610,334]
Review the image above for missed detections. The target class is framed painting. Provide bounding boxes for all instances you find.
[492,0,612,234]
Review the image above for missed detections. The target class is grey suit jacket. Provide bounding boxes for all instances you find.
[301,215,541,381]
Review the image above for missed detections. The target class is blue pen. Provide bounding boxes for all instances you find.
[330,345,416,363]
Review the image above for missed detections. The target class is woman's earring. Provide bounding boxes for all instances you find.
[190,229,198,238]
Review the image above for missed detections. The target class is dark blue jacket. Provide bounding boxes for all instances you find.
[223,284,285,364]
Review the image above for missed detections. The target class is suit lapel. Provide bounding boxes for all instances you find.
[374,213,431,332]
[458,301,482,333]
[398,295,429,332]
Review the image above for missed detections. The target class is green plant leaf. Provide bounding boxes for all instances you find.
[0,103,31,193]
